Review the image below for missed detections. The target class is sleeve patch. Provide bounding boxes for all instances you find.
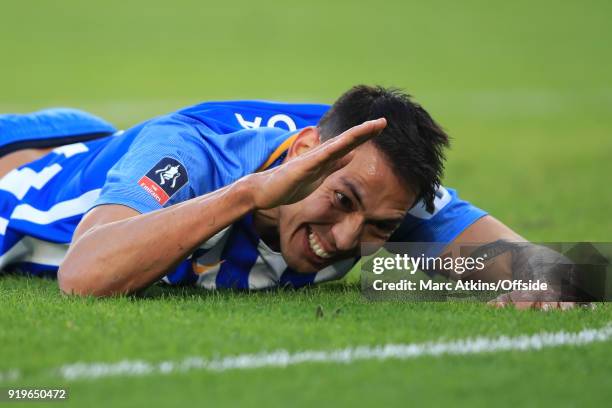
[138,157,188,205]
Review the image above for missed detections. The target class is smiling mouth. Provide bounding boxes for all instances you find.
[306,226,333,260]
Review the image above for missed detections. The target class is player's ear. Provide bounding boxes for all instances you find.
[286,127,321,159]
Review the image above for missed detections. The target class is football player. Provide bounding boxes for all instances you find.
[0,86,578,309]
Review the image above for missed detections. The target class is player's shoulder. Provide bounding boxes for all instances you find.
[124,99,327,180]
[127,112,291,187]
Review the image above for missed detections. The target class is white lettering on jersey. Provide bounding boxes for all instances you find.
[235,113,297,131]
[235,113,262,129]
[267,114,297,131]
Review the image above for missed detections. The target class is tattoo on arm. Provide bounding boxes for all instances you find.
[469,240,527,264]
[469,240,584,300]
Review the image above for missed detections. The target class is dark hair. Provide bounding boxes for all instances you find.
[318,85,450,212]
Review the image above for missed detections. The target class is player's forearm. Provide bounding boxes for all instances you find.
[466,240,578,291]
[58,118,386,297]
[58,177,256,297]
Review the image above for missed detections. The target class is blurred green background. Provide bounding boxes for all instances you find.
[1,0,610,237]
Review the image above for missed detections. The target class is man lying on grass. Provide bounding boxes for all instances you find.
[0,85,579,309]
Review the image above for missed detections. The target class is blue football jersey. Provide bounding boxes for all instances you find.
[0,101,486,289]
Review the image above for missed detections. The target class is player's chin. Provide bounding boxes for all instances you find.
[284,248,321,275]
[285,225,330,273]
[286,257,319,274]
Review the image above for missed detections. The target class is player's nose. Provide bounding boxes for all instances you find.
[331,213,364,252]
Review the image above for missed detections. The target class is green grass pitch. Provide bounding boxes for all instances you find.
[1,0,611,406]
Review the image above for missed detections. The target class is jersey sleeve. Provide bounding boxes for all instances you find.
[93,115,214,214]
[390,186,487,256]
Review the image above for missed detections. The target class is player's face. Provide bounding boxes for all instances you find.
[278,142,416,273]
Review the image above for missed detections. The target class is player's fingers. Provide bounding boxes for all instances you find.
[308,118,387,166]
[487,300,507,308]
[505,291,536,309]
[337,117,387,144]
[559,302,576,311]
[537,301,559,311]
[324,151,355,176]
[281,118,386,195]
[487,293,511,308]
[578,302,596,310]
[513,301,536,310]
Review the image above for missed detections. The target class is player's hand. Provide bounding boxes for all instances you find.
[488,290,592,311]
[248,118,387,210]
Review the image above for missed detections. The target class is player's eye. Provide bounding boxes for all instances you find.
[334,191,353,211]
[372,220,397,233]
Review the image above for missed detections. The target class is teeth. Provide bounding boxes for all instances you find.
[308,231,332,259]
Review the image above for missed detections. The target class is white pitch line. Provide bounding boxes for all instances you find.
[0,370,20,383]
[1,324,610,383]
